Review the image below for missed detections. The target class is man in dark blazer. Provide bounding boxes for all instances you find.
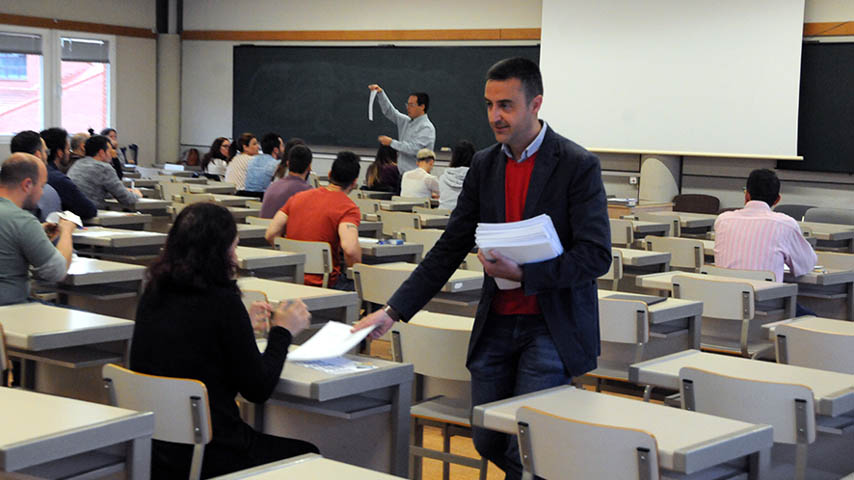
[353,57,611,479]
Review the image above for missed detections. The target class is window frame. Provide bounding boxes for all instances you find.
[0,24,116,142]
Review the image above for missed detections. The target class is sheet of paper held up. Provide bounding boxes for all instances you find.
[368,89,378,121]
[287,321,376,362]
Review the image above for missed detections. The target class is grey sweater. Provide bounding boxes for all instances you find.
[68,157,140,209]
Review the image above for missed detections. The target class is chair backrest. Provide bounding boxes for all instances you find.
[102,363,212,480]
[353,263,413,305]
[816,251,854,271]
[609,219,634,247]
[308,172,320,188]
[598,250,623,286]
[672,274,754,320]
[274,238,333,287]
[636,212,680,237]
[672,194,720,214]
[775,323,854,374]
[700,265,776,282]
[679,366,815,445]
[461,252,482,272]
[379,211,422,237]
[413,206,451,216]
[182,193,216,205]
[353,198,380,214]
[804,207,854,226]
[246,216,272,227]
[598,297,648,344]
[0,324,10,387]
[516,406,659,480]
[398,228,443,257]
[774,204,815,222]
[157,181,188,201]
[645,236,703,272]
[392,195,431,208]
[391,315,473,381]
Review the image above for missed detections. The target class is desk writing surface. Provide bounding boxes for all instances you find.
[211,193,250,207]
[646,211,716,228]
[636,271,796,299]
[629,349,854,416]
[799,221,854,240]
[212,454,405,479]
[472,385,771,474]
[359,238,424,259]
[235,246,305,269]
[787,268,854,286]
[597,289,702,324]
[105,197,170,211]
[0,303,134,351]
[613,247,671,267]
[63,256,146,286]
[84,210,152,227]
[631,220,671,234]
[765,315,854,337]
[187,182,236,194]
[361,262,482,292]
[236,223,267,240]
[237,277,357,308]
[408,311,475,331]
[418,214,448,228]
[73,227,167,248]
[380,200,423,211]
[122,178,156,188]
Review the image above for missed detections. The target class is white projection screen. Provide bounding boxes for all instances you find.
[538,0,805,157]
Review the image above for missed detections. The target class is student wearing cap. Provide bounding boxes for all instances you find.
[400,148,440,199]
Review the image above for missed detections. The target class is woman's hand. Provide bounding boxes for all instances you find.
[249,301,272,334]
[270,299,311,337]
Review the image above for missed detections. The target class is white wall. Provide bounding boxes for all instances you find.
[1,0,157,28]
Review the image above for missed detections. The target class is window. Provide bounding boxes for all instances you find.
[0,27,115,137]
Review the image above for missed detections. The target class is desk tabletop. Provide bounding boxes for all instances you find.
[187,182,236,194]
[629,349,854,416]
[361,262,482,292]
[646,211,717,228]
[471,385,771,474]
[799,222,854,240]
[123,178,157,188]
[211,453,405,479]
[631,220,671,234]
[0,388,153,472]
[380,200,424,211]
[63,256,146,286]
[359,238,423,257]
[211,193,250,207]
[236,223,267,240]
[598,289,702,324]
[409,311,475,331]
[613,247,671,267]
[0,303,134,350]
[419,214,448,228]
[763,315,854,339]
[786,268,854,286]
[73,227,167,248]
[84,210,152,227]
[227,206,261,220]
[105,197,170,212]
[635,271,797,301]
[235,246,305,270]
[237,277,358,311]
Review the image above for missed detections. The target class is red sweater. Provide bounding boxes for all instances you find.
[491,152,542,315]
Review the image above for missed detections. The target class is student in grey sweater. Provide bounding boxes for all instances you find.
[68,135,141,209]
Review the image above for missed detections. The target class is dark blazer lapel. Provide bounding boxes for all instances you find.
[522,126,559,219]
[482,145,506,223]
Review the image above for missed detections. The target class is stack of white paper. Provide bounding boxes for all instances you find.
[475,214,563,290]
[287,321,376,362]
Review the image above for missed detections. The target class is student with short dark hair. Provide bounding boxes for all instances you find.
[40,127,97,220]
[10,130,61,221]
[244,132,283,193]
[67,135,141,209]
[259,144,313,218]
[264,151,362,290]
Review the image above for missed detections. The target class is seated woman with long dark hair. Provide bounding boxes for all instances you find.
[362,145,400,194]
[130,202,318,478]
[200,137,231,180]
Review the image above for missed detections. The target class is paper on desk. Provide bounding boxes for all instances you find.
[287,321,377,361]
[368,90,378,121]
[46,210,83,228]
[296,357,377,375]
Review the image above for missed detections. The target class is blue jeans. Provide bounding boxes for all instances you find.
[468,313,571,480]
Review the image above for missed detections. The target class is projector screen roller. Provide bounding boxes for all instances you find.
[538,0,805,157]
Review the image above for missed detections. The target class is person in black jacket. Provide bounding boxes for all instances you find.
[40,127,97,220]
[130,202,318,479]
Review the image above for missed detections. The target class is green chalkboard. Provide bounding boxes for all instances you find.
[233,45,540,152]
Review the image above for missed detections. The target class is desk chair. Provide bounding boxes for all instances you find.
[672,274,771,358]
[1,324,10,387]
[274,238,333,288]
[103,364,212,480]
[672,194,720,214]
[397,228,443,257]
[391,196,431,208]
[775,204,815,222]
[700,265,776,282]
[804,207,854,226]
[589,297,649,397]
[636,212,681,237]
[645,236,703,272]
[516,406,659,480]
[390,316,487,480]
[352,263,411,314]
[307,172,320,188]
[246,216,272,227]
[413,206,451,216]
[774,321,854,374]
[353,198,381,214]
[597,249,623,290]
[609,218,634,247]
[181,193,216,205]
[680,367,815,480]
[157,181,188,201]
[379,211,422,237]
[461,252,482,272]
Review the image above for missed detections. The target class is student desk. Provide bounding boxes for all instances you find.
[211,453,405,479]
[358,191,395,200]
[644,211,717,232]
[210,193,251,207]
[761,315,852,341]
[0,303,133,401]
[122,178,157,188]
[237,277,359,324]
[786,268,854,320]
[235,223,269,247]
[83,210,153,230]
[228,206,261,223]
[359,238,423,264]
[799,221,854,253]
[72,227,167,264]
[472,385,772,478]
[44,256,146,319]
[418,213,448,229]
[235,246,305,283]
[359,220,382,238]
[629,349,854,418]
[630,219,671,245]
[104,197,170,214]
[596,290,702,378]
[249,352,413,476]
[0,388,153,480]
[380,200,425,212]
[611,247,671,292]
[186,182,237,194]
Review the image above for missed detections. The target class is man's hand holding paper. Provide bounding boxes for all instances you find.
[477,248,522,282]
